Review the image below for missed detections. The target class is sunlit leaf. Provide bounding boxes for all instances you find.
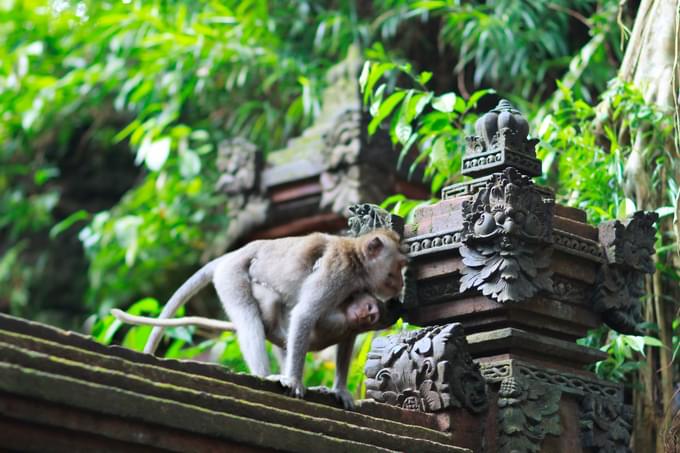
[432,93,457,113]
[144,137,172,171]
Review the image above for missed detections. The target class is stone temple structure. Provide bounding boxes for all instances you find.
[360,99,657,452]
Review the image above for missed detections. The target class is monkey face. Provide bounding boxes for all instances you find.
[383,257,406,300]
[346,295,381,331]
[361,230,408,301]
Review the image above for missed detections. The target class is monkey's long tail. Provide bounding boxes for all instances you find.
[112,308,236,331]
[143,258,221,354]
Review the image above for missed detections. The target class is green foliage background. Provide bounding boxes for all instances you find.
[1,0,678,402]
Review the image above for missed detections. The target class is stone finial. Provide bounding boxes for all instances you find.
[462,99,541,178]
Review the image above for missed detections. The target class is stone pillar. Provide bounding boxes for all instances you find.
[364,100,657,452]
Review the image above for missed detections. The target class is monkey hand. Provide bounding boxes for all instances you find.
[308,385,355,410]
[267,374,305,399]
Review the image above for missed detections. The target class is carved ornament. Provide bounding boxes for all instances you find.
[479,359,622,400]
[581,395,633,453]
[550,275,589,304]
[346,203,404,238]
[364,323,488,414]
[406,230,462,256]
[497,376,561,453]
[320,110,393,214]
[553,230,605,262]
[209,138,269,255]
[459,167,554,303]
[215,138,263,196]
[593,211,658,334]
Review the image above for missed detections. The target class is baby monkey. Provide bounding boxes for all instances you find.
[136,229,406,409]
[112,292,391,350]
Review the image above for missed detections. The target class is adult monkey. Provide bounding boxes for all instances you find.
[143,229,406,408]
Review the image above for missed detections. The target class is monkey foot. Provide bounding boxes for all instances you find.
[266,374,305,399]
[309,386,355,410]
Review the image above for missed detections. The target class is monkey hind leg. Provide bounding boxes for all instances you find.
[214,275,270,377]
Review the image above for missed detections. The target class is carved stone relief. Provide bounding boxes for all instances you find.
[406,230,462,257]
[480,359,630,452]
[593,211,658,333]
[209,138,269,256]
[320,110,394,215]
[497,376,561,453]
[346,203,404,238]
[417,277,461,306]
[480,359,622,400]
[550,275,589,304]
[364,323,488,414]
[581,395,633,453]
[459,167,554,303]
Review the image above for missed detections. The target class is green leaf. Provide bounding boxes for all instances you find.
[430,136,449,172]
[179,150,202,179]
[655,206,674,218]
[417,71,432,85]
[34,167,60,186]
[369,84,386,116]
[122,325,153,351]
[190,129,210,141]
[166,326,194,343]
[395,121,413,145]
[432,93,458,113]
[405,92,433,123]
[141,137,172,171]
[467,89,496,109]
[113,215,142,248]
[359,61,371,92]
[453,96,466,113]
[127,298,161,315]
[624,335,645,353]
[49,210,90,239]
[642,336,664,347]
[363,62,395,104]
[368,91,406,135]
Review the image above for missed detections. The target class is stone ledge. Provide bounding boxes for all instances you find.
[0,314,469,453]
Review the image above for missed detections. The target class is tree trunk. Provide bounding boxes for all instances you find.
[616,1,680,451]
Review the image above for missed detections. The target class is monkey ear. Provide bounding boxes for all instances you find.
[365,236,384,258]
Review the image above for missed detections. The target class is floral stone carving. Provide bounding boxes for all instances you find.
[497,376,561,453]
[364,323,488,414]
[459,167,554,303]
[593,211,658,334]
[581,395,633,453]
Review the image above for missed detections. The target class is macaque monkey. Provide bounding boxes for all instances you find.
[141,230,406,408]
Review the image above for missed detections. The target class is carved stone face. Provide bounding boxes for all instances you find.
[464,168,552,242]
